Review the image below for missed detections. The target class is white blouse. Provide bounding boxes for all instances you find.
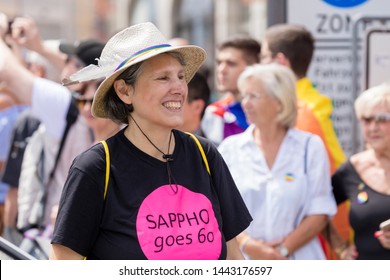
[218,125,337,259]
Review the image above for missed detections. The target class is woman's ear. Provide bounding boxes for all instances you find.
[114,79,133,104]
[190,99,206,116]
[277,103,283,114]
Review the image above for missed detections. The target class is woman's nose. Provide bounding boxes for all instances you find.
[172,78,187,93]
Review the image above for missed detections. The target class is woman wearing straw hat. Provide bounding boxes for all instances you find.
[49,22,252,260]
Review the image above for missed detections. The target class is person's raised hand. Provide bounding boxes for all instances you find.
[10,16,44,54]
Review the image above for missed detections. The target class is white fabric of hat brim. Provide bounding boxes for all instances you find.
[91,45,206,118]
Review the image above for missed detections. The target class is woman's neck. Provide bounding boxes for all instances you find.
[373,146,390,161]
[370,148,390,172]
[352,148,390,195]
[253,122,287,146]
[125,119,175,161]
[253,124,288,169]
[93,121,121,144]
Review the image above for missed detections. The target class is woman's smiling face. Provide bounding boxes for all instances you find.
[129,53,188,130]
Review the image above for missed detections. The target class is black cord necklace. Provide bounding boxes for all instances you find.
[130,115,178,193]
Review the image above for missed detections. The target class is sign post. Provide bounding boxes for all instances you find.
[285,0,390,155]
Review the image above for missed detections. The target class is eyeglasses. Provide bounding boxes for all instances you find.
[75,97,94,108]
[361,113,390,124]
[241,92,267,100]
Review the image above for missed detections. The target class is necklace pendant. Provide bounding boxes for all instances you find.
[356,182,368,204]
[163,154,174,161]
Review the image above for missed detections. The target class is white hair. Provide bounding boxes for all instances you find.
[238,63,297,128]
[355,82,390,119]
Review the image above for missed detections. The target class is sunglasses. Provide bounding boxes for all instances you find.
[65,55,86,69]
[75,97,94,108]
[361,113,390,124]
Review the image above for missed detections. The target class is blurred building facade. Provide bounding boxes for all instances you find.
[0,0,267,93]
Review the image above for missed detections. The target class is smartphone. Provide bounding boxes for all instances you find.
[379,218,390,231]
[6,19,13,35]
[6,19,24,38]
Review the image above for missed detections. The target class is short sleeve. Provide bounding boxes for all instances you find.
[305,135,337,217]
[331,161,352,205]
[51,145,106,256]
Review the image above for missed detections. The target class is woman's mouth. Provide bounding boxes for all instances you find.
[163,101,182,110]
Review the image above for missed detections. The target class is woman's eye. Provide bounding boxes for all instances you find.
[158,76,168,80]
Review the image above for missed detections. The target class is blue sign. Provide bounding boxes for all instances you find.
[322,0,368,8]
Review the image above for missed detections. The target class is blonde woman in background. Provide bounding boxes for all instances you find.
[219,64,336,259]
[331,83,390,260]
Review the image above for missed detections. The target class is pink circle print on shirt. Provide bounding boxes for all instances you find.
[136,184,222,259]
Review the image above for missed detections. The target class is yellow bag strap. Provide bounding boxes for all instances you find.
[100,140,110,200]
[84,140,110,260]
[185,132,210,175]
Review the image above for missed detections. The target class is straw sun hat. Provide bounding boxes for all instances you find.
[64,22,206,118]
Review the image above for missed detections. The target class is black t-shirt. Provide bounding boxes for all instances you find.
[2,110,40,187]
[52,128,252,260]
[332,160,390,260]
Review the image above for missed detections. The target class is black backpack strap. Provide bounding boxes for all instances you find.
[47,97,79,182]
[36,97,79,229]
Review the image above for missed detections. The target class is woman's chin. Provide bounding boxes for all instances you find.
[85,116,98,128]
[165,116,184,128]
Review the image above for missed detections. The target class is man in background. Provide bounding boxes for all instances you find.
[177,72,210,136]
[201,36,261,145]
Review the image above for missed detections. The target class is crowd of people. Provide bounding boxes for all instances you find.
[0,12,389,260]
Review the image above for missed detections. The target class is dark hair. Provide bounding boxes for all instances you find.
[265,24,314,78]
[103,62,142,124]
[218,36,261,65]
[103,52,186,124]
[187,72,210,117]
